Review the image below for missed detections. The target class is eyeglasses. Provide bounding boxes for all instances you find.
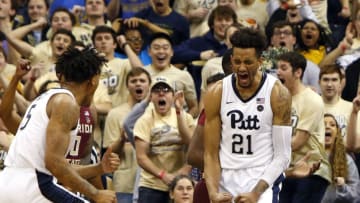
[151,87,172,93]
[127,38,143,43]
[273,30,293,36]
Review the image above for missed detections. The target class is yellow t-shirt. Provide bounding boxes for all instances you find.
[104,102,138,193]
[324,98,353,139]
[146,64,197,102]
[300,45,326,65]
[291,87,331,183]
[30,41,55,77]
[134,107,194,191]
[100,58,132,107]
[1,64,23,94]
[33,72,59,94]
[72,21,113,46]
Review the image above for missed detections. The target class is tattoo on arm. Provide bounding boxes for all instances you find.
[273,83,291,125]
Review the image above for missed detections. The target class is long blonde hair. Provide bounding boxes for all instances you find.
[325,113,348,183]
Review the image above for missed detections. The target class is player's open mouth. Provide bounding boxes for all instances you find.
[279,78,285,84]
[325,132,331,137]
[279,42,286,47]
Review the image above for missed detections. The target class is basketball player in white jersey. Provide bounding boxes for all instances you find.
[0,47,119,203]
[204,28,292,203]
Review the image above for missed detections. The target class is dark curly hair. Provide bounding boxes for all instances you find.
[230,28,267,57]
[295,19,333,52]
[55,46,107,83]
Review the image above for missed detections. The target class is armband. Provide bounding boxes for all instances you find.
[272,125,292,137]
[272,125,292,163]
[259,125,292,185]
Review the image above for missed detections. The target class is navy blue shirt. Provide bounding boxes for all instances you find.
[172,30,227,64]
[135,8,190,46]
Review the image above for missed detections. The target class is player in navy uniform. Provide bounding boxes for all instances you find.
[0,47,119,203]
[203,28,292,203]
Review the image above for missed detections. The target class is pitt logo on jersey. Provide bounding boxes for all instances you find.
[226,110,260,130]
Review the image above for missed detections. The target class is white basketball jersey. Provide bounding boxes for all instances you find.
[220,73,277,169]
[5,89,78,175]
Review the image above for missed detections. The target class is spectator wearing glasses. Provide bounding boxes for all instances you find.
[268,20,321,93]
[134,76,195,203]
[116,24,151,65]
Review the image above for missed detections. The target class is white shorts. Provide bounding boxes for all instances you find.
[0,167,89,203]
[219,166,284,203]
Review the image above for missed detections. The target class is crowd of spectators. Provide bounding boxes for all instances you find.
[1,0,360,202]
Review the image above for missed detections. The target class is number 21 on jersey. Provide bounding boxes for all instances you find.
[232,134,253,155]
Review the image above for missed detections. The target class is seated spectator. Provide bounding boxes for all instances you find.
[172,5,236,98]
[125,0,190,46]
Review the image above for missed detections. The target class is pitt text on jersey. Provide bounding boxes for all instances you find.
[227,110,260,130]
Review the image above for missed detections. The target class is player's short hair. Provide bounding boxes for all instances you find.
[55,46,107,83]
[230,28,267,58]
